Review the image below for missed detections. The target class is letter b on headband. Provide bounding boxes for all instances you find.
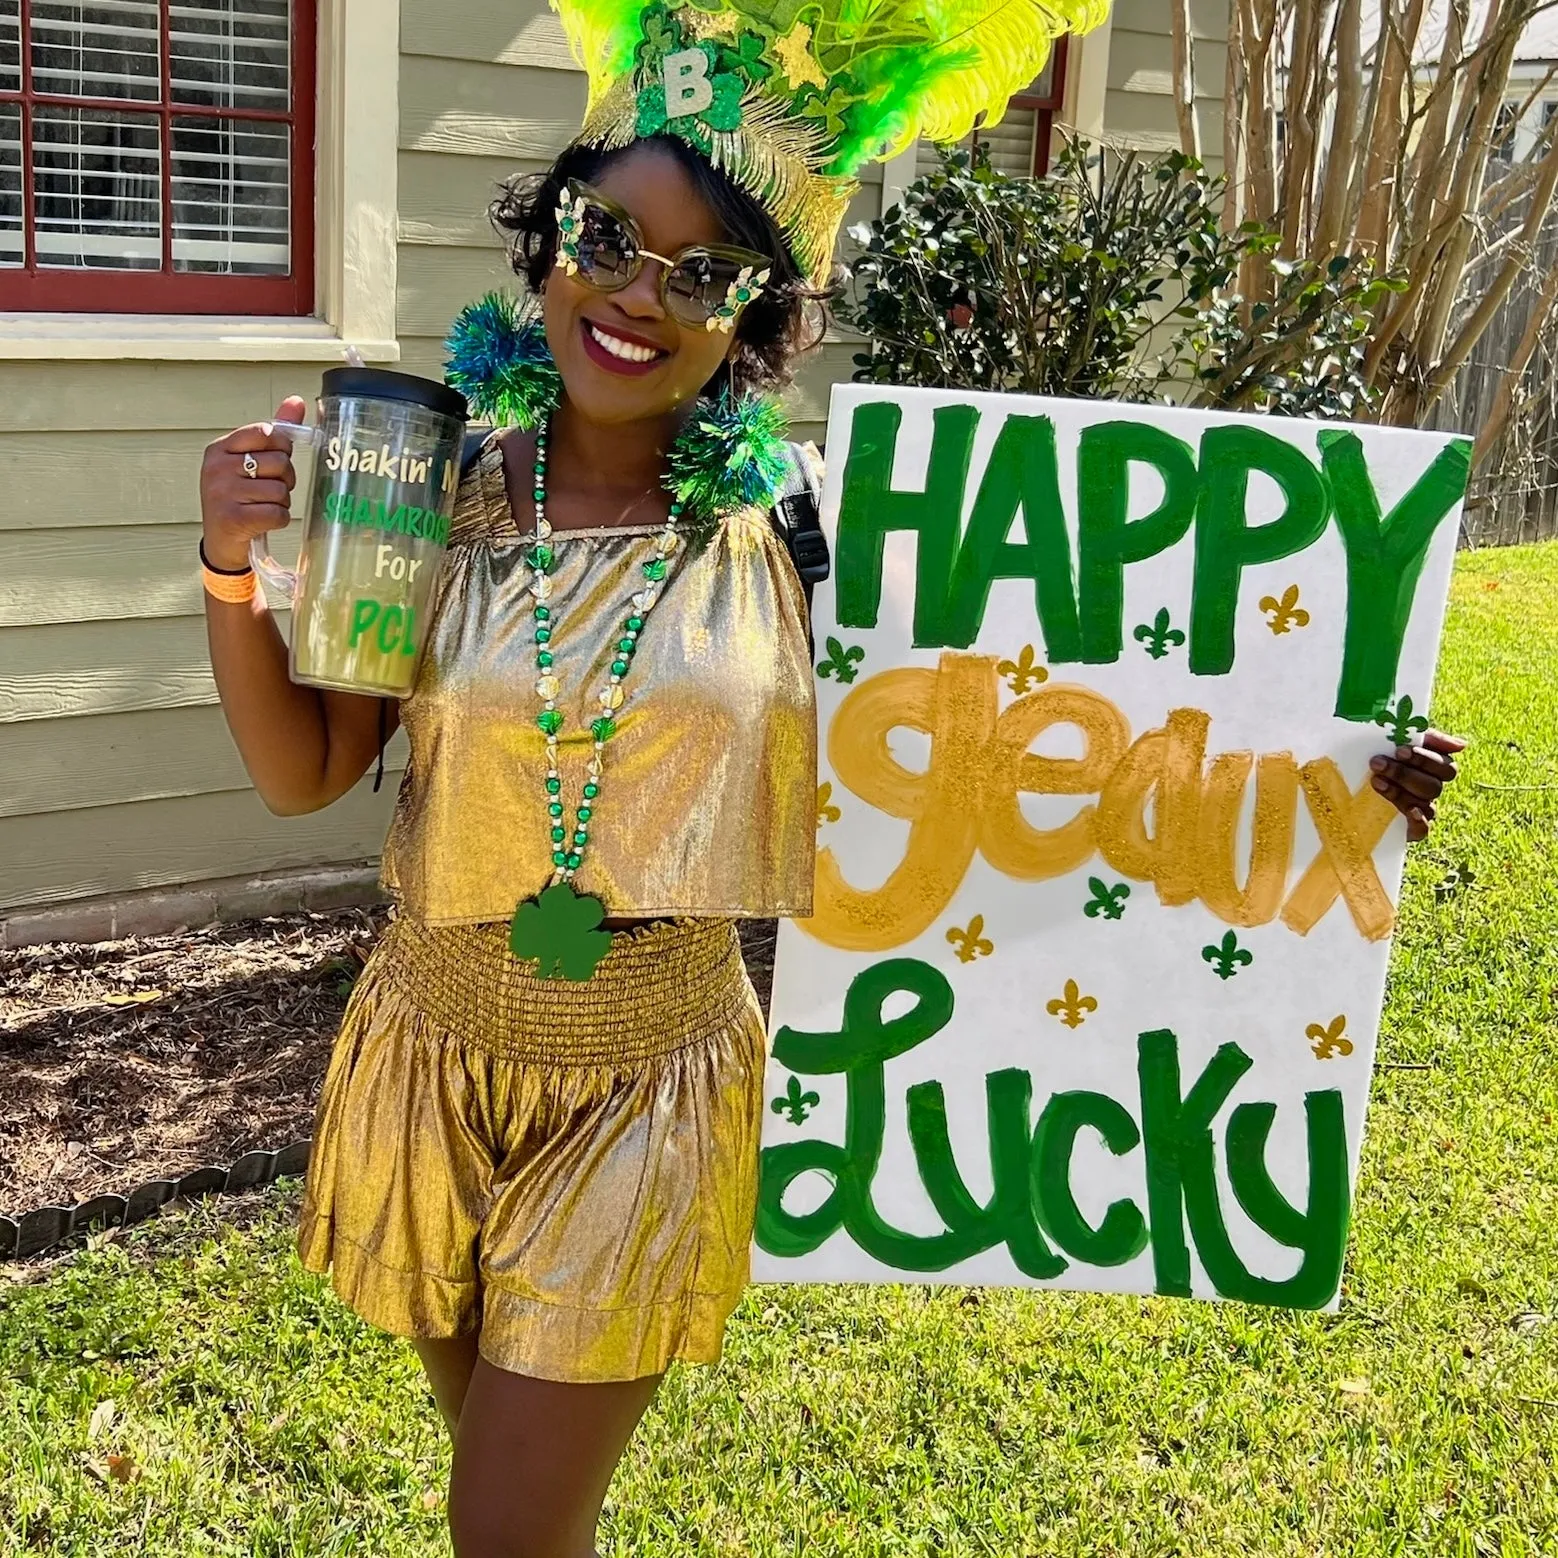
[664,48,715,118]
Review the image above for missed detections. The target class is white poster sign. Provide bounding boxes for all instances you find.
[756,385,1471,1309]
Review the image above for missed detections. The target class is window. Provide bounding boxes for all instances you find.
[0,0,314,314]
[1490,98,1521,166]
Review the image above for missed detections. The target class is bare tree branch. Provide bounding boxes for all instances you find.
[1474,257,1558,461]
[1170,0,1201,162]
[1315,0,1365,258]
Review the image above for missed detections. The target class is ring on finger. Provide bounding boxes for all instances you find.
[242,453,260,478]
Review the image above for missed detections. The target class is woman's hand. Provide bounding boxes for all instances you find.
[1370,729,1466,842]
[199,395,307,572]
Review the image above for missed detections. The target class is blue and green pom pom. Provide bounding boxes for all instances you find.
[445,292,562,431]
[665,390,790,542]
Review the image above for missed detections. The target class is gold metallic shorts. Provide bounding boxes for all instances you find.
[296,914,767,1384]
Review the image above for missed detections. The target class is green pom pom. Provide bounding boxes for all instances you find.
[445,292,561,431]
[664,389,791,544]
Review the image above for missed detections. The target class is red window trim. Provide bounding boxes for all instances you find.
[1011,35,1071,177]
[0,0,315,315]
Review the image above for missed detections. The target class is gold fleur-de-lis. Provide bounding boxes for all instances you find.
[1260,584,1311,635]
[996,644,1050,695]
[816,781,841,827]
[946,914,994,964]
[1046,979,1098,1029]
[1307,1015,1354,1059]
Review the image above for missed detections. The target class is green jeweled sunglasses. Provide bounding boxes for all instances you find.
[553,180,772,334]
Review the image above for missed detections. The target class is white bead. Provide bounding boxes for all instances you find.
[537,676,560,700]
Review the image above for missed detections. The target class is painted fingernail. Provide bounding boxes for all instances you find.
[1370,756,1388,772]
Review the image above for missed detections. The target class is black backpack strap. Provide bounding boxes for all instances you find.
[769,441,830,625]
[461,425,494,483]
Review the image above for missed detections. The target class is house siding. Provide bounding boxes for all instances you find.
[1106,0,1229,165]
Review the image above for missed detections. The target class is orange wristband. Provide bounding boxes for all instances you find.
[202,565,258,604]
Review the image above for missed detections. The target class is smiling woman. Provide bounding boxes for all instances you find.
[186,2,1148,1554]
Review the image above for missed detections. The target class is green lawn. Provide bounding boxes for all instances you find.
[3,544,1556,1558]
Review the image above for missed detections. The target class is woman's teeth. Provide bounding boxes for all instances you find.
[587,322,663,364]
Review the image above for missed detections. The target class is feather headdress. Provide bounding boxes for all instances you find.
[552,0,1109,283]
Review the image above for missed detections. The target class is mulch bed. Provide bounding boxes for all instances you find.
[0,909,779,1226]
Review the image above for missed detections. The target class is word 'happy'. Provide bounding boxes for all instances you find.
[835,402,1472,720]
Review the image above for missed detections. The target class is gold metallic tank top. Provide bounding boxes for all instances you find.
[381,437,818,922]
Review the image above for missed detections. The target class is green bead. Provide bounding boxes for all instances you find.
[611,659,629,676]
[627,616,644,631]
[618,637,636,653]
[553,850,568,866]
[573,830,588,845]
[533,462,545,476]
[533,488,546,503]
[591,715,618,743]
[549,802,564,818]
[536,627,551,643]
[546,777,562,795]
[535,606,550,621]
[578,805,592,821]
[567,853,583,869]
[526,544,554,571]
[538,651,554,668]
[643,559,667,581]
[537,710,563,736]
[583,782,600,799]
[551,827,566,844]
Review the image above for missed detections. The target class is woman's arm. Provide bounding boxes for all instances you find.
[1370,729,1465,841]
[201,395,398,816]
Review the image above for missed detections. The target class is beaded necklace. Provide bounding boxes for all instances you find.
[507,420,683,981]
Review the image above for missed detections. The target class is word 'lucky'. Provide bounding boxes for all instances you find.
[758,958,1349,1310]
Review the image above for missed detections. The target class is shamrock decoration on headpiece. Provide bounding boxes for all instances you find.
[551,0,1110,285]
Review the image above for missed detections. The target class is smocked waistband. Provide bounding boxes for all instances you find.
[368,914,754,1064]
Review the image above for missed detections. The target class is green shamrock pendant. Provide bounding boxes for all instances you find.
[509,883,614,982]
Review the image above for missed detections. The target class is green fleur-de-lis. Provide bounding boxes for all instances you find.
[816,636,865,684]
[996,644,1049,695]
[509,884,613,982]
[1202,930,1254,981]
[1134,608,1187,661]
[1375,694,1430,747]
[1259,584,1311,635]
[1083,878,1131,921]
[772,1074,820,1125]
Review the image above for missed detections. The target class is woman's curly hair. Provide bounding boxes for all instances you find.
[490,135,831,398]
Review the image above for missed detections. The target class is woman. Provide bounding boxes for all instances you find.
[196,4,1462,1554]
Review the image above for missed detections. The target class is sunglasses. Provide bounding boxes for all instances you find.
[553,180,773,334]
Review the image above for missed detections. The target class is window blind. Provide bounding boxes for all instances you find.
[0,0,292,275]
[917,107,1041,182]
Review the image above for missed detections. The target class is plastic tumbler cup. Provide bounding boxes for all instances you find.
[251,367,469,698]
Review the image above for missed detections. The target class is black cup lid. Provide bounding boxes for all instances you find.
[320,366,468,423]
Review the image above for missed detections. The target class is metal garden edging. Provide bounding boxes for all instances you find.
[0,1141,312,1261]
